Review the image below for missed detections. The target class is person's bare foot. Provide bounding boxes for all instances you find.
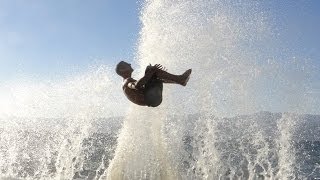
[181,69,192,86]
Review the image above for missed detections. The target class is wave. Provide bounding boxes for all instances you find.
[0,112,319,179]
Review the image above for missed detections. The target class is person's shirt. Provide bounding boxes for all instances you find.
[122,77,146,106]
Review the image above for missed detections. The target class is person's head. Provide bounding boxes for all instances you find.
[115,61,133,78]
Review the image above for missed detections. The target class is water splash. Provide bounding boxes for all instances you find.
[106,0,319,179]
[0,0,319,179]
[0,65,125,179]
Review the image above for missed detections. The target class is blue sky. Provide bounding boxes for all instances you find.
[266,1,320,57]
[0,0,140,80]
[0,0,319,81]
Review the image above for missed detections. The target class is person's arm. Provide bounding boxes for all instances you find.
[124,78,138,90]
[135,69,155,89]
[135,64,165,89]
[135,64,164,89]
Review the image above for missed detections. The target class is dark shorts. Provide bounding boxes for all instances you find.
[144,66,163,107]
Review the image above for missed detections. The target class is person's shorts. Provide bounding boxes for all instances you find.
[144,66,163,107]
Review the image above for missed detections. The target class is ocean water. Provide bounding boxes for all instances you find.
[0,113,319,179]
[1,0,319,179]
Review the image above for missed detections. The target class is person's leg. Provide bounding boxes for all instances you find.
[144,77,163,107]
[155,68,192,86]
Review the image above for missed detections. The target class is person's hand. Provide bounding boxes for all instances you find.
[153,64,167,71]
[145,64,167,77]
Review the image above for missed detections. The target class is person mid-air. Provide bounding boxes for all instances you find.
[116,61,192,107]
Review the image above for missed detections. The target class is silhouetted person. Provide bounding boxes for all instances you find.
[116,61,192,107]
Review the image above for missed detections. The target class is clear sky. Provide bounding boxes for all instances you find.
[0,0,140,80]
[265,1,320,57]
[0,0,319,81]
